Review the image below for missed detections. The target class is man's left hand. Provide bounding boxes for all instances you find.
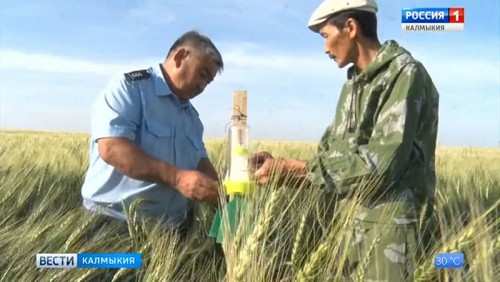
[253,157,310,188]
[253,158,288,185]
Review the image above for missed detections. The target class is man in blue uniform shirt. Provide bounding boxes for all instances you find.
[81,30,222,231]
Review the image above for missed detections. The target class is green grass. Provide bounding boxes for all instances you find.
[0,130,499,281]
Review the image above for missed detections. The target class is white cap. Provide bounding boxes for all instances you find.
[308,0,378,33]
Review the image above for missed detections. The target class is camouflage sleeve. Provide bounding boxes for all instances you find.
[308,63,426,194]
[307,123,333,185]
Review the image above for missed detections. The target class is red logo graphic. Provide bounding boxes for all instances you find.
[449,8,465,23]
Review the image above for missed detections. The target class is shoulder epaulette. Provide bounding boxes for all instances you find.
[124,69,151,81]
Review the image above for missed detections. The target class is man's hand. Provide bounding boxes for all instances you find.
[250,152,309,187]
[253,158,288,185]
[249,151,274,173]
[98,137,220,202]
[175,170,219,203]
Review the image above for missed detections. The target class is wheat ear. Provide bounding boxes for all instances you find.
[291,214,307,269]
[232,190,280,281]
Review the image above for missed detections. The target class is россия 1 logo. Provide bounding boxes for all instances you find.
[402,8,465,32]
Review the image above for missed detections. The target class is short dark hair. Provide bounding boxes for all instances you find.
[167,30,224,73]
[326,10,378,41]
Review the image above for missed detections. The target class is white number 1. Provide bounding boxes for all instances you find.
[452,10,460,21]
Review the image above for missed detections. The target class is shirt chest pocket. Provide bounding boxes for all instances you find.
[142,118,174,162]
[181,133,205,169]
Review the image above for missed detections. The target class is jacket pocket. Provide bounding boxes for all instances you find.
[349,218,418,280]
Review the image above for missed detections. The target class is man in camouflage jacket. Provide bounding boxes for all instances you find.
[251,0,439,280]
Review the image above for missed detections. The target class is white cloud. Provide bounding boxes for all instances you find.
[0,49,151,75]
[0,105,90,133]
[3,39,497,87]
[408,47,500,85]
[223,48,328,71]
[1,41,499,146]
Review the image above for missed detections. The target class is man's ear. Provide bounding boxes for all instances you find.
[346,18,359,39]
[173,47,189,68]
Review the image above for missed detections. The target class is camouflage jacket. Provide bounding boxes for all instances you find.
[307,40,439,222]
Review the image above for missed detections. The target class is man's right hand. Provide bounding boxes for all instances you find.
[174,170,219,203]
[249,151,274,173]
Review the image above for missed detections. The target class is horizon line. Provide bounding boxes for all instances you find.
[2,128,499,149]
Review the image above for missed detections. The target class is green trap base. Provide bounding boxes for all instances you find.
[209,196,249,244]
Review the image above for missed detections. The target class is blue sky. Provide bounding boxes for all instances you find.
[1,0,499,147]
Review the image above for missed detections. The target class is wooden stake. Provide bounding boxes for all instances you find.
[232,90,247,126]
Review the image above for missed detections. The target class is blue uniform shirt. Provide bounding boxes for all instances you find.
[81,63,208,228]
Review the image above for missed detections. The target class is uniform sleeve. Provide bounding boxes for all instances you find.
[90,74,141,142]
[308,63,426,194]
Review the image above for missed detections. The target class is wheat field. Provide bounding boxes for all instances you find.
[0,130,498,281]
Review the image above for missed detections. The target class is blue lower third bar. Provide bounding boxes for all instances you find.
[77,253,142,268]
